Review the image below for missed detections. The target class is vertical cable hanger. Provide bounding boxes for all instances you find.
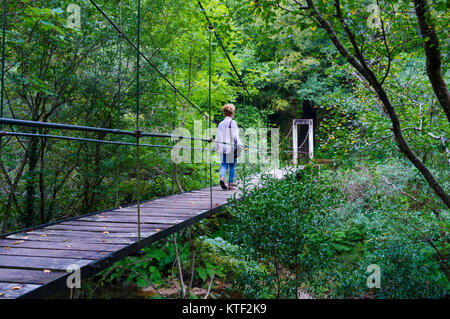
[171,79,176,195]
[136,0,142,247]
[115,1,123,208]
[0,0,6,217]
[0,0,7,147]
[204,30,209,187]
[242,84,246,193]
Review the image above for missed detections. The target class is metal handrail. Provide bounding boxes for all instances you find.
[2,131,210,151]
[0,118,212,142]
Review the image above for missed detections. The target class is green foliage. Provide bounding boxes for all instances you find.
[92,161,447,299]
[223,167,339,298]
[222,161,448,299]
[196,236,268,297]
[98,238,188,289]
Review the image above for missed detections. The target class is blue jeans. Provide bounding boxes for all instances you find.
[220,153,237,183]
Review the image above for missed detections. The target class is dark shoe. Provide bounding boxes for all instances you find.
[227,183,234,190]
[220,179,227,190]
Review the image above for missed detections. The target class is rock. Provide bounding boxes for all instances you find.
[141,283,180,297]
[168,280,180,290]
[159,287,179,297]
[190,287,207,297]
[141,285,156,294]
[213,280,226,291]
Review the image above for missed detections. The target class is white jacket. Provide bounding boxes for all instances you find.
[214,117,243,154]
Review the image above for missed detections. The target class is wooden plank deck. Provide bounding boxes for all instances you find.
[0,168,288,299]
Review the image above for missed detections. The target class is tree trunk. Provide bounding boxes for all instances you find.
[39,137,46,224]
[188,226,196,290]
[1,140,30,233]
[304,0,450,208]
[414,0,450,122]
[173,163,183,193]
[369,75,450,207]
[173,234,186,298]
[24,135,38,226]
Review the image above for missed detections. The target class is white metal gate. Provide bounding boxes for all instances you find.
[292,119,314,165]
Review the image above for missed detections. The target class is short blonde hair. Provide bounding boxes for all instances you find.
[222,104,235,117]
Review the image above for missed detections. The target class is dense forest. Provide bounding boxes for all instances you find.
[0,0,448,299]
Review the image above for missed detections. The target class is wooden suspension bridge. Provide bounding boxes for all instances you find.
[0,169,288,299]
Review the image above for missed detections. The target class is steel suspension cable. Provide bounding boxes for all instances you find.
[88,0,209,120]
[197,1,264,121]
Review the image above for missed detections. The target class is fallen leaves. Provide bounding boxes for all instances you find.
[12,241,24,245]
[11,286,22,290]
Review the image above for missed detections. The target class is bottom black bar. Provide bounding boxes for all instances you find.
[0,298,445,317]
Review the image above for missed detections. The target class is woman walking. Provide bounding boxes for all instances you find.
[214,104,244,190]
